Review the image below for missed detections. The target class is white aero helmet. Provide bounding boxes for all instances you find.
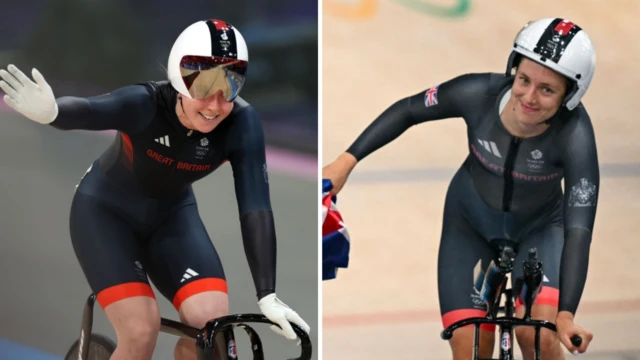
[505,18,596,111]
[167,19,248,101]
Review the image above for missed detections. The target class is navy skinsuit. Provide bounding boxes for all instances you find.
[53,80,277,309]
[346,73,599,327]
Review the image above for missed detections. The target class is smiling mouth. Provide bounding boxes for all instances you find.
[199,112,219,122]
[520,102,539,113]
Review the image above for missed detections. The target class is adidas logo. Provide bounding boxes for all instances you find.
[154,135,170,147]
[478,139,501,158]
[180,268,199,283]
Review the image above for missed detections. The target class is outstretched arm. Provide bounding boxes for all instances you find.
[324,73,492,195]
[0,64,155,134]
[51,84,157,134]
[346,73,489,161]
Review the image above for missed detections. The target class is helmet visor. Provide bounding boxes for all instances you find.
[179,56,247,101]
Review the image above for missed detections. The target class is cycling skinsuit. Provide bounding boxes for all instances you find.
[51,80,277,310]
[345,72,599,330]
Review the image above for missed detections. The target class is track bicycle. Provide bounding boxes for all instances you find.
[441,240,582,360]
[64,293,313,360]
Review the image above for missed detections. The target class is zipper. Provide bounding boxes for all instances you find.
[501,136,521,212]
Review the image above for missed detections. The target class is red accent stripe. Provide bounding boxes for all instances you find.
[173,278,228,311]
[442,309,495,332]
[121,133,133,163]
[215,159,230,170]
[96,282,156,309]
[515,286,559,309]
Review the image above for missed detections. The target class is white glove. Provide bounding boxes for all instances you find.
[0,64,58,124]
[258,293,310,342]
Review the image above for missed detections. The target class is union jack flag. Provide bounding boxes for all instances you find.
[322,179,351,280]
[424,85,439,107]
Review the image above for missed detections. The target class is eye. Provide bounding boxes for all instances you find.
[519,76,529,84]
[542,87,555,95]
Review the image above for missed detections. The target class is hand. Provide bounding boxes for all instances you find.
[322,152,358,196]
[556,312,593,355]
[0,64,58,124]
[258,293,310,342]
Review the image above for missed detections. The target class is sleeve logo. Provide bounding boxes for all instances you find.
[568,178,597,207]
[424,85,440,107]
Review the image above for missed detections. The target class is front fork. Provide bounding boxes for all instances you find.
[197,322,265,359]
[497,289,515,360]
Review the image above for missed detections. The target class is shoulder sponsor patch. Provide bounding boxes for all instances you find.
[424,85,440,107]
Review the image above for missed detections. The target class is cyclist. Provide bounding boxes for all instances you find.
[323,18,597,359]
[1,19,310,360]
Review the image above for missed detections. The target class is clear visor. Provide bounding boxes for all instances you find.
[179,56,247,101]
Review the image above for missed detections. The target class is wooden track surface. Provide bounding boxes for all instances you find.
[322,1,640,358]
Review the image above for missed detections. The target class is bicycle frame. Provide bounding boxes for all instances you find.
[441,245,553,360]
[442,316,558,360]
[76,294,312,360]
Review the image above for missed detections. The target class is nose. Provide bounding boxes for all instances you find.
[202,90,225,110]
[521,85,537,105]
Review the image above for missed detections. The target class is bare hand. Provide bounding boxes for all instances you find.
[322,153,358,195]
[556,312,593,355]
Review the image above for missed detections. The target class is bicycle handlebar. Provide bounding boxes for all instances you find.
[441,317,583,348]
[200,314,313,360]
[440,316,557,340]
[570,335,582,347]
[451,242,584,358]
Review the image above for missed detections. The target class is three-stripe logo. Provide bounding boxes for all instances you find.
[154,135,170,147]
[478,139,501,158]
[180,268,199,283]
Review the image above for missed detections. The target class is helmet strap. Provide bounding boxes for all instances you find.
[176,95,196,133]
[562,82,579,109]
[505,51,520,76]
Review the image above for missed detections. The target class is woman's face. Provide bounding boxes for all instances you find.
[509,57,568,128]
[176,90,234,133]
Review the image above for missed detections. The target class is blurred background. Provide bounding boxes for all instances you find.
[1,0,317,154]
[322,0,640,359]
[0,0,318,359]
